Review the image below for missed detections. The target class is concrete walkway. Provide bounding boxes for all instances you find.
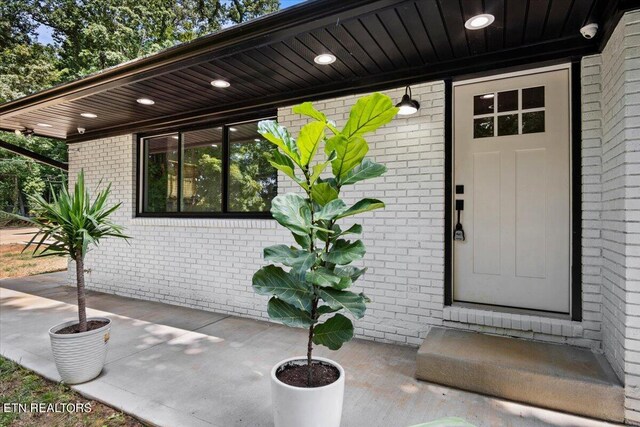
[0,227,40,245]
[0,273,622,427]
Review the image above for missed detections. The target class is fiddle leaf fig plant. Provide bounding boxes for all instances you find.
[253,93,397,384]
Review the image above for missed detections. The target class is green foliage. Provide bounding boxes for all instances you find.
[11,170,128,259]
[252,93,397,360]
[0,132,67,216]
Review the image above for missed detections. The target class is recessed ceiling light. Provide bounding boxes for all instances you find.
[229,127,237,132]
[36,123,52,128]
[80,113,97,118]
[211,79,231,88]
[211,144,218,148]
[254,138,260,142]
[137,98,155,105]
[481,94,495,99]
[314,53,336,65]
[465,14,495,30]
[171,135,179,140]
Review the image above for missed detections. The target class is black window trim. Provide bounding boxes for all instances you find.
[136,114,277,219]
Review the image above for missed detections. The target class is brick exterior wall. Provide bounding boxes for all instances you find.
[70,72,606,352]
[594,9,640,424]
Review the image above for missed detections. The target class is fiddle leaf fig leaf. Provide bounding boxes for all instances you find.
[340,158,387,186]
[306,267,352,290]
[324,239,366,265]
[293,102,340,134]
[310,151,337,185]
[336,198,385,219]
[317,305,340,316]
[311,182,339,206]
[340,224,362,236]
[316,199,348,221]
[271,194,312,236]
[252,265,313,311]
[268,297,314,328]
[258,120,301,165]
[264,245,316,270]
[312,314,354,350]
[325,134,368,180]
[293,102,328,123]
[268,151,306,189]
[342,92,398,138]
[334,265,367,282]
[296,121,325,166]
[317,288,367,319]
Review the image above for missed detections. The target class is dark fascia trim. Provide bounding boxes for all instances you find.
[67,36,596,143]
[0,139,68,171]
[444,62,582,319]
[0,0,406,118]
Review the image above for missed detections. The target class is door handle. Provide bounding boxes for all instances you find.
[454,199,465,241]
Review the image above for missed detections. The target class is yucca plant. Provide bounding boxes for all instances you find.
[13,170,128,332]
[253,93,397,385]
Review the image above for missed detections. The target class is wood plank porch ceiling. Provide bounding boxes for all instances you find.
[0,0,636,143]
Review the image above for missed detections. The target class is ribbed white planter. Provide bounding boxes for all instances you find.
[49,317,111,384]
[271,356,345,427]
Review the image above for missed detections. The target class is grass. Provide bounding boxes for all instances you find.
[0,244,67,279]
[0,357,144,427]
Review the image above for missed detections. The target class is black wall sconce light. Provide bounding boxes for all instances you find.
[396,86,420,116]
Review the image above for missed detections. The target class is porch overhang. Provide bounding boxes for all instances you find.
[1,0,638,143]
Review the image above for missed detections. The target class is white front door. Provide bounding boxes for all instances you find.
[453,68,571,313]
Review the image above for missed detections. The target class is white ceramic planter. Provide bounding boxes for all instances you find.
[271,356,345,427]
[49,317,111,384]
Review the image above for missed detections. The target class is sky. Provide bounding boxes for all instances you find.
[36,0,306,45]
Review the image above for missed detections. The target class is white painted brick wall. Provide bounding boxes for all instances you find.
[68,73,610,350]
[581,10,640,425]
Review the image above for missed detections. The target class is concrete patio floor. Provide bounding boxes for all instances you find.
[0,273,623,427]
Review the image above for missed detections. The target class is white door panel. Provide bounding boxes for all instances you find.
[453,68,571,313]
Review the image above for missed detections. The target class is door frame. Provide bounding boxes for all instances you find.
[443,61,582,321]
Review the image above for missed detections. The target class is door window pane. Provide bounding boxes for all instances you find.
[523,111,545,134]
[228,122,277,212]
[498,114,518,136]
[522,86,545,109]
[498,90,518,112]
[144,135,179,212]
[181,128,223,212]
[474,94,494,115]
[474,117,494,138]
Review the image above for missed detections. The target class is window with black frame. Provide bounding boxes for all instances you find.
[140,119,277,217]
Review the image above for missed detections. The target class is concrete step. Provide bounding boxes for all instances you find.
[416,327,624,422]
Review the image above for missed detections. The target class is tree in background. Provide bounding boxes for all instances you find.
[0,0,280,216]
